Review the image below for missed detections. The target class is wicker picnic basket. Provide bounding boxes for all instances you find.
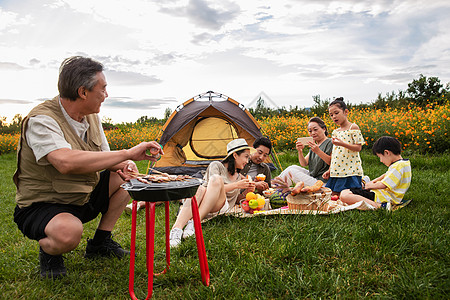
[286,187,332,211]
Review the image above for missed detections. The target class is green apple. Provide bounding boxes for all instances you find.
[249,199,259,209]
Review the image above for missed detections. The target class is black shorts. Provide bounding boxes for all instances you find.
[14,170,111,241]
[349,188,375,201]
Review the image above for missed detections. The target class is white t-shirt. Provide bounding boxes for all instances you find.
[246,163,259,181]
[203,161,241,208]
[25,98,109,165]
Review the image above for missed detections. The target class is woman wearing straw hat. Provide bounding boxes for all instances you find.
[169,138,256,247]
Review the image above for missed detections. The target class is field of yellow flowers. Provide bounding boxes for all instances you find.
[1,102,449,154]
[0,133,19,154]
[259,102,450,154]
[104,124,162,151]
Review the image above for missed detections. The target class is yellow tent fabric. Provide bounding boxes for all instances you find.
[183,116,238,160]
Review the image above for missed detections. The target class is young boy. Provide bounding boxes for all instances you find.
[340,136,411,209]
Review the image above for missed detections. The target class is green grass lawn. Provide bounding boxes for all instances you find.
[0,151,449,299]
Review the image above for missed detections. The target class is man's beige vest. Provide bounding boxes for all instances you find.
[14,97,102,208]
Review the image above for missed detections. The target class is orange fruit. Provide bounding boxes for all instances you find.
[257,197,265,208]
[246,192,257,201]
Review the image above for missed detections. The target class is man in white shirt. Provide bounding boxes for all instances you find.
[13,56,163,279]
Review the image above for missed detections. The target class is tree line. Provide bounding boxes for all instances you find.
[248,74,450,119]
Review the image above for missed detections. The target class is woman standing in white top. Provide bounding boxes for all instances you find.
[169,138,255,247]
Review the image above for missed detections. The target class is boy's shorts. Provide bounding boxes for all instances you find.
[14,170,111,241]
[349,188,375,201]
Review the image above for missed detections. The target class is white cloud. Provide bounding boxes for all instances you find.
[0,0,449,123]
[105,70,162,86]
[104,96,177,109]
[0,7,31,31]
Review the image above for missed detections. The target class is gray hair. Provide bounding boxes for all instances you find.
[58,56,104,101]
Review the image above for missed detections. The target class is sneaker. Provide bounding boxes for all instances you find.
[84,236,130,259]
[124,202,139,214]
[39,247,67,279]
[362,175,370,188]
[169,228,183,248]
[182,220,195,239]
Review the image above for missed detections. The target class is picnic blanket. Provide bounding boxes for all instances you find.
[206,198,412,219]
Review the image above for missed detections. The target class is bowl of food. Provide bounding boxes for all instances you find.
[262,187,275,198]
[255,173,266,181]
[241,192,266,214]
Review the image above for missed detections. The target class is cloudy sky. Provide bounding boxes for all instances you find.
[1,0,449,123]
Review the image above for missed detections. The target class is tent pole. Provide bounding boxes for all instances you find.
[271,150,283,173]
[259,128,283,173]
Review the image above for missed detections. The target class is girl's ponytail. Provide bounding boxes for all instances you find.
[329,97,347,111]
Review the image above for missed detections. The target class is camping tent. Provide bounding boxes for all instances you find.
[153,91,276,175]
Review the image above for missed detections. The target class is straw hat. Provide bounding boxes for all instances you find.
[224,138,251,159]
